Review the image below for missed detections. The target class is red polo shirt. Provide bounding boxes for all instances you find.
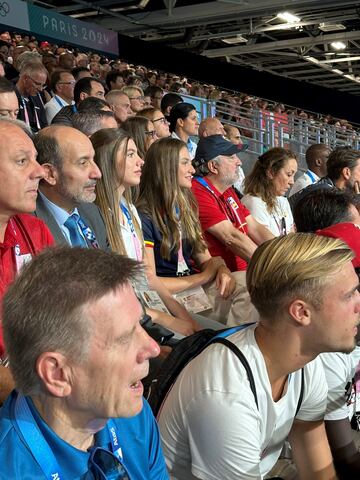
[192,177,249,272]
[0,214,54,358]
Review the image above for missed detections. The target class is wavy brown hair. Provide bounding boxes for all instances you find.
[91,128,143,256]
[244,147,297,211]
[137,137,207,260]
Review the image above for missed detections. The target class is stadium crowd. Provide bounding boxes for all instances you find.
[0,28,359,480]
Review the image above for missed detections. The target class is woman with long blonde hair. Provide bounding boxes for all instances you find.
[137,137,243,325]
[91,128,199,335]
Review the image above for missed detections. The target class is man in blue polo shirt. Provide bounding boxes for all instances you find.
[0,247,168,479]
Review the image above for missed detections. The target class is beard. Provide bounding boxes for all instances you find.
[57,176,97,205]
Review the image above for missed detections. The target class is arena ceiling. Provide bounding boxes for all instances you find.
[34,0,360,95]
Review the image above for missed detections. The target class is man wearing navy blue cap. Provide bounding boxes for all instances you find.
[192,135,273,324]
[0,247,168,479]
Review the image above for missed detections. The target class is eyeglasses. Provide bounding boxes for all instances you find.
[129,96,144,101]
[85,446,130,479]
[57,81,76,86]
[145,130,157,139]
[27,75,46,90]
[152,116,167,125]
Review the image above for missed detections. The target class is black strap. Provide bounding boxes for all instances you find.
[211,337,304,415]
[211,337,258,409]
[295,368,305,416]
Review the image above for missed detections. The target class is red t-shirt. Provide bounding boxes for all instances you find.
[192,178,249,272]
[0,214,54,358]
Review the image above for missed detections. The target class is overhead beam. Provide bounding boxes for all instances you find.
[277,68,325,76]
[97,0,356,33]
[253,61,309,70]
[295,72,339,79]
[203,31,360,57]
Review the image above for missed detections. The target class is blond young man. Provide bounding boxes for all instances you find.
[159,233,360,480]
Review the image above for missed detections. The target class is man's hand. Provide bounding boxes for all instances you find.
[215,265,236,299]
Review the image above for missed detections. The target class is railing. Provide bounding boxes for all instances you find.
[181,94,360,172]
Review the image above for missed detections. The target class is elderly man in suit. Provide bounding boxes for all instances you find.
[33,125,108,249]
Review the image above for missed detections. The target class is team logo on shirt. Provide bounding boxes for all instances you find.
[228,196,239,210]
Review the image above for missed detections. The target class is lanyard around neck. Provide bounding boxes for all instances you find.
[194,177,247,233]
[13,393,124,479]
[305,170,316,183]
[54,95,66,108]
[120,202,142,261]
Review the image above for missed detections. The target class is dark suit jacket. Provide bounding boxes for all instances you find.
[34,194,108,250]
[15,88,48,133]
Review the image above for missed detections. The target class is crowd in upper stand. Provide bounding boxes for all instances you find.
[0,27,360,480]
[0,29,358,145]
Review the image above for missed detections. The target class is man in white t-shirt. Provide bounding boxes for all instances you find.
[316,222,360,478]
[289,143,330,196]
[158,233,360,480]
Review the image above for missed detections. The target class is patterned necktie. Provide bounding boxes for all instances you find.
[64,213,87,247]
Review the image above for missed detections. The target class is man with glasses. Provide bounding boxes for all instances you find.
[45,70,76,123]
[52,77,106,126]
[0,247,168,479]
[15,62,48,132]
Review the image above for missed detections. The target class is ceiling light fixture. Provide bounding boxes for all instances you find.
[222,34,247,44]
[276,12,301,23]
[331,41,346,50]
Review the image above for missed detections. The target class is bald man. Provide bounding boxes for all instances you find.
[198,117,226,138]
[33,125,108,249]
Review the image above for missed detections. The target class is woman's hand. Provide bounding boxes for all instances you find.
[215,265,236,299]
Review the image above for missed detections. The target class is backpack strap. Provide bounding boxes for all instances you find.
[295,368,305,416]
[211,337,258,409]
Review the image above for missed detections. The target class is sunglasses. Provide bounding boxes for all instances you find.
[85,446,130,479]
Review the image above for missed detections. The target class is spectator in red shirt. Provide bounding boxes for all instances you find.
[191,135,274,324]
[192,135,273,272]
[0,119,54,404]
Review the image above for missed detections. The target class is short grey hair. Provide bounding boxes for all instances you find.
[0,118,33,139]
[3,247,142,395]
[16,52,43,73]
[194,154,221,177]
